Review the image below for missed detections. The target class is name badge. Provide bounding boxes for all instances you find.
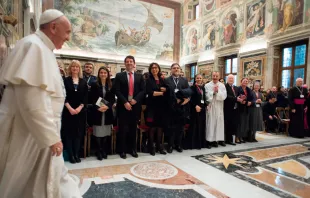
[174,89,179,93]
[256,104,260,108]
[300,95,304,98]
[128,96,133,101]
[201,100,204,104]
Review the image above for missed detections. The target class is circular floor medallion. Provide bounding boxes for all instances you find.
[130,162,178,180]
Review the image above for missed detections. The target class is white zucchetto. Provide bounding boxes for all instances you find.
[39,9,64,25]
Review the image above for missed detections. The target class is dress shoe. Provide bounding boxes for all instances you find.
[96,152,103,161]
[120,152,127,159]
[226,141,236,146]
[252,139,258,142]
[69,156,76,164]
[102,152,107,159]
[212,142,218,148]
[176,147,183,153]
[159,150,167,155]
[75,156,81,163]
[218,141,226,147]
[150,148,156,156]
[206,144,211,149]
[241,139,246,143]
[167,146,173,153]
[131,150,138,158]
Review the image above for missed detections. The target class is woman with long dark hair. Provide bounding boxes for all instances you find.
[185,74,208,149]
[90,67,115,160]
[145,63,168,155]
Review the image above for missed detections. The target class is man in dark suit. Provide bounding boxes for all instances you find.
[165,63,190,153]
[224,74,243,145]
[113,55,145,159]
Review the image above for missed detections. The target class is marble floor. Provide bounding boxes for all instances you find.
[66,132,310,198]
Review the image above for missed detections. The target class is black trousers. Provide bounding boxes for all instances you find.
[266,118,278,131]
[66,136,81,157]
[168,125,184,148]
[118,119,137,153]
[224,109,238,142]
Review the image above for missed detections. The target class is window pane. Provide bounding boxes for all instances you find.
[195,5,200,20]
[294,44,306,66]
[281,70,291,88]
[232,58,238,73]
[293,68,304,84]
[191,66,195,78]
[283,47,292,67]
[225,59,231,74]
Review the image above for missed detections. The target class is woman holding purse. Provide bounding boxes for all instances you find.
[90,67,115,160]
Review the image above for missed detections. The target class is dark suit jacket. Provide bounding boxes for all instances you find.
[224,83,238,117]
[263,102,276,121]
[113,71,145,122]
[165,76,190,126]
[237,86,254,113]
[90,82,115,126]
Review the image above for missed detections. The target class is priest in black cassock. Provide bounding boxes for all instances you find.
[288,78,308,138]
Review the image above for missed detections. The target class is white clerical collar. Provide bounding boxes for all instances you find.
[35,30,56,51]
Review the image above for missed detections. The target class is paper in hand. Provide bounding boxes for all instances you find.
[96,97,109,107]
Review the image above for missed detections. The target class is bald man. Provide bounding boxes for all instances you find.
[0,10,81,198]
[288,78,308,138]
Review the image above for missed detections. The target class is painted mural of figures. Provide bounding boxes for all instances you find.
[203,0,215,11]
[246,0,266,38]
[223,12,237,45]
[278,0,304,32]
[189,29,198,54]
[202,22,216,50]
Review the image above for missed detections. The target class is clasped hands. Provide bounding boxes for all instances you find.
[69,105,83,115]
[124,99,137,111]
[98,105,109,112]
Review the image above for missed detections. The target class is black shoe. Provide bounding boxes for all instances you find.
[212,142,218,148]
[159,150,167,155]
[206,144,211,149]
[241,139,246,143]
[75,156,81,163]
[102,152,107,159]
[120,152,126,159]
[131,150,138,158]
[167,146,173,153]
[96,152,103,161]
[218,141,226,147]
[69,156,76,164]
[227,141,236,146]
[176,147,183,153]
[150,147,156,156]
[252,139,258,142]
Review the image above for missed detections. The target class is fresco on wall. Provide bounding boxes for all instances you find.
[275,0,304,32]
[217,0,233,8]
[183,28,198,56]
[55,0,175,61]
[243,60,263,77]
[246,0,266,38]
[202,21,216,50]
[221,12,237,45]
[203,0,216,14]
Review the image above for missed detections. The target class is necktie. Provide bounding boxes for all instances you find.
[231,85,235,96]
[174,78,179,88]
[129,72,134,96]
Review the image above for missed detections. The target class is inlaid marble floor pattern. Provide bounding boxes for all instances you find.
[66,132,310,198]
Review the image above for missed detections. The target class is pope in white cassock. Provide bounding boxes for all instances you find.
[205,71,227,146]
[0,9,82,198]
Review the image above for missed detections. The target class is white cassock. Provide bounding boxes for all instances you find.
[0,30,81,198]
[205,81,227,141]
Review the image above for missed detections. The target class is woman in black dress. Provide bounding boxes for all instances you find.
[90,67,115,160]
[62,60,88,164]
[236,78,253,143]
[145,63,168,156]
[185,74,208,149]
